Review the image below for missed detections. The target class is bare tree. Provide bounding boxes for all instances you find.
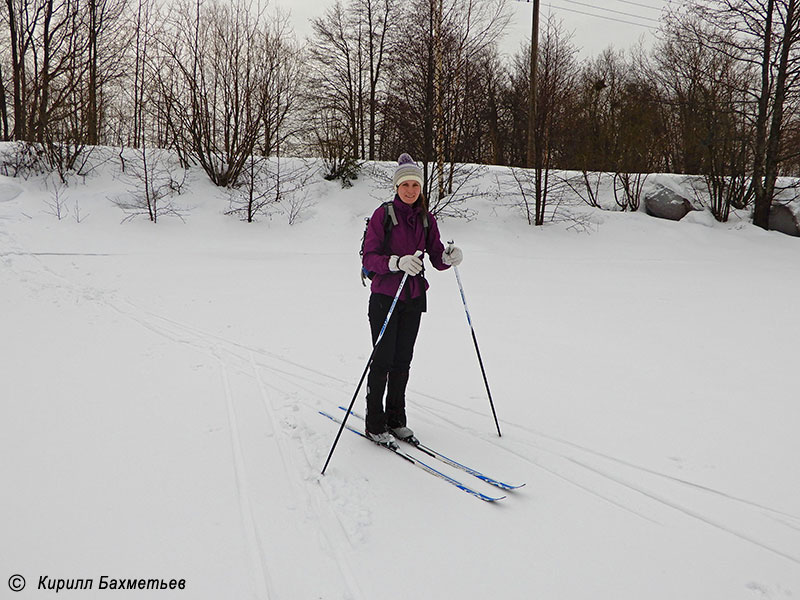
[4,0,28,140]
[227,156,316,223]
[353,0,395,160]
[4,0,87,143]
[612,77,664,211]
[158,0,293,187]
[679,0,800,229]
[306,0,396,163]
[563,48,629,205]
[0,0,127,183]
[526,16,578,224]
[256,12,304,159]
[308,1,363,162]
[83,0,128,145]
[113,147,187,223]
[379,0,509,201]
[653,18,753,220]
[130,0,155,149]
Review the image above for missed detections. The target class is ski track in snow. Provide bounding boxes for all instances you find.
[247,349,366,600]
[4,211,800,595]
[1,228,366,600]
[8,232,800,569]
[114,306,367,599]
[562,453,800,566]
[216,355,276,599]
[82,272,800,570]
[101,308,367,600]
[411,397,800,566]
[412,387,800,516]
[203,324,800,568]
[123,304,800,568]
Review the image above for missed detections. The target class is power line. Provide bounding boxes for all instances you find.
[543,2,660,30]
[612,0,664,11]
[557,0,662,23]
[518,0,664,11]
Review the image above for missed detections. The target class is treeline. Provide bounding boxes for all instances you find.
[2,0,800,226]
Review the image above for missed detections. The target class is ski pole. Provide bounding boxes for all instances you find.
[321,262,415,475]
[447,241,502,437]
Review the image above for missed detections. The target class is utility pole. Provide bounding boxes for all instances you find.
[526,0,540,169]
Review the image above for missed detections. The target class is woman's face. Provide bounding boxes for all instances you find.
[398,180,421,205]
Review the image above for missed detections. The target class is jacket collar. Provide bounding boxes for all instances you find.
[393,194,422,216]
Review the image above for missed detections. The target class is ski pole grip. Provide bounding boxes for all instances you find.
[446,239,454,254]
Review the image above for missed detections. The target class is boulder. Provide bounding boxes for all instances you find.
[644,184,695,221]
[768,201,800,237]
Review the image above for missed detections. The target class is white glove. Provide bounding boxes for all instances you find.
[443,245,463,267]
[393,250,423,276]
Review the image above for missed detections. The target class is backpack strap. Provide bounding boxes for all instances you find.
[380,201,396,256]
[384,202,398,227]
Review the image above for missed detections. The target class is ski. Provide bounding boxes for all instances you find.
[339,406,524,491]
[319,411,505,503]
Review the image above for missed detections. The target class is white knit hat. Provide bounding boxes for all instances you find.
[393,153,424,188]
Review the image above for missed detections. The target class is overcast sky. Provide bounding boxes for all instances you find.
[272,0,668,60]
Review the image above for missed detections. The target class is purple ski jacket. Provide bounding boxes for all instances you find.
[362,195,450,301]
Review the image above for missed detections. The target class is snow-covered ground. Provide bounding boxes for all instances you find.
[2,154,799,600]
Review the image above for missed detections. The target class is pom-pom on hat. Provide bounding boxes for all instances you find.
[393,153,424,188]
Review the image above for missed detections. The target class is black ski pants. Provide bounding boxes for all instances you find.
[365,292,424,434]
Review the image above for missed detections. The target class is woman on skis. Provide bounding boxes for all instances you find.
[360,153,463,447]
